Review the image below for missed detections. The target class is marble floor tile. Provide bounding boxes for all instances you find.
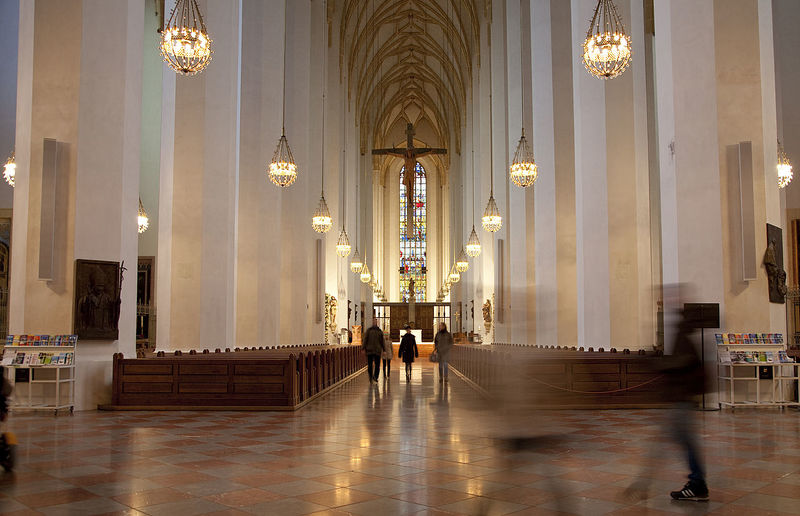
[1,363,798,516]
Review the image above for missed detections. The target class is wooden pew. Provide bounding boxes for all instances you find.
[105,345,367,411]
[449,344,672,409]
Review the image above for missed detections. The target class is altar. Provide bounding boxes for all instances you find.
[407,329,423,343]
[373,302,450,342]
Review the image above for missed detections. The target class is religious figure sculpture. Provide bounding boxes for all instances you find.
[482,299,492,335]
[408,278,416,301]
[764,239,787,304]
[74,260,122,340]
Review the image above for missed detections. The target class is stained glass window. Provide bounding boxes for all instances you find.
[400,162,426,302]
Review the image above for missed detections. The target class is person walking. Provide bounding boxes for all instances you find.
[434,322,454,383]
[664,308,708,501]
[382,329,393,379]
[398,325,419,382]
[362,319,385,383]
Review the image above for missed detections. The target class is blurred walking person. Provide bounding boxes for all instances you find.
[382,328,393,379]
[664,307,708,501]
[398,325,418,382]
[434,322,453,383]
[362,319,385,384]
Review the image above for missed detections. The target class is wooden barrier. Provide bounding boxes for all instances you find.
[105,345,367,411]
[449,344,672,409]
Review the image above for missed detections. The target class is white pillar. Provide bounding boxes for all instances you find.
[655,0,724,347]
[572,0,611,349]
[73,0,143,407]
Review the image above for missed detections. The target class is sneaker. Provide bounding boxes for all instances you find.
[670,481,709,501]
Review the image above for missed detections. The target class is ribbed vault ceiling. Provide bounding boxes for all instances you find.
[339,0,482,162]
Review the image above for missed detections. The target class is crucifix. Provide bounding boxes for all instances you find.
[372,123,447,238]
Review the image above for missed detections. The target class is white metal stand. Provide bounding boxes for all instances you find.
[2,345,76,415]
[718,342,799,409]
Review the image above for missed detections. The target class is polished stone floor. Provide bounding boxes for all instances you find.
[1,363,799,515]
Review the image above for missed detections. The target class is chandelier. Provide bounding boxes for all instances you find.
[510,128,538,187]
[465,225,481,257]
[269,134,298,187]
[456,248,469,273]
[350,247,363,273]
[137,198,150,234]
[449,266,460,284]
[312,195,332,233]
[269,1,298,187]
[360,263,371,284]
[778,140,793,189]
[160,0,213,76]
[3,152,15,187]
[336,228,351,257]
[482,194,502,233]
[582,0,632,80]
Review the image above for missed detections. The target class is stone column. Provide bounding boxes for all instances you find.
[505,0,529,345]
[530,0,558,347]
[166,0,241,350]
[571,0,611,349]
[654,0,724,347]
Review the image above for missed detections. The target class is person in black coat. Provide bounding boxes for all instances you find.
[398,325,418,382]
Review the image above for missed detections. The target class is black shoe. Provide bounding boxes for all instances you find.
[670,481,708,501]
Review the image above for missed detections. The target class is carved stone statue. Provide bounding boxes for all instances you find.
[482,299,492,335]
[764,239,787,304]
[408,278,416,301]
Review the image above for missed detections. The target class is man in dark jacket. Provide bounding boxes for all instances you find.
[663,309,708,501]
[362,319,385,383]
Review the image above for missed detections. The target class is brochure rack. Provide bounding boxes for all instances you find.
[1,335,76,414]
[716,333,799,409]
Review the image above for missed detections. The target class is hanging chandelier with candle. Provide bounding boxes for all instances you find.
[482,194,502,233]
[312,36,332,234]
[465,226,481,257]
[449,266,460,284]
[350,247,363,274]
[336,228,351,257]
[269,1,298,187]
[510,128,538,187]
[456,248,469,274]
[582,0,631,80]
[160,0,213,76]
[360,263,371,284]
[778,140,793,189]
[312,195,332,233]
[3,152,15,187]
[138,198,150,234]
[482,52,502,233]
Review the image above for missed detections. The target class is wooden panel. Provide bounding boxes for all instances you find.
[573,373,621,383]
[234,383,284,394]
[179,364,228,375]
[572,363,619,374]
[123,382,172,393]
[234,364,284,375]
[417,306,434,332]
[626,362,657,373]
[574,381,621,392]
[234,375,284,384]
[179,383,228,394]
[121,375,173,383]
[179,374,228,383]
[526,363,567,375]
[123,364,173,375]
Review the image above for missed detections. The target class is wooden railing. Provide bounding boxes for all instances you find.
[106,345,366,410]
